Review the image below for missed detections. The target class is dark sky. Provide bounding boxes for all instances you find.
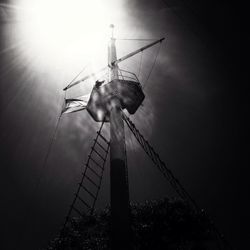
[0,1,248,249]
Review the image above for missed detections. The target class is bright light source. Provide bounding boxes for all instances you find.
[13,0,123,74]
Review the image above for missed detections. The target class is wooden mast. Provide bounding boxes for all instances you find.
[108,24,132,250]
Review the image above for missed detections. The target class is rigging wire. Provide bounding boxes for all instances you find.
[143,42,163,90]
[64,64,89,91]
[138,50,143,80]
[17,91,65,246]
[34,65,91,195]
[116,38,160,41]
[36,95,64,188]
[123,115,129,203]
[16,66,85,245]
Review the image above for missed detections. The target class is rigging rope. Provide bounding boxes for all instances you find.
[30,93,65,200]
[17,91,64,247]
[143,42,163,90]
[60,120,110,239]
[33,65,90,192]
[116,38,159,41]
[138,50,143,80]
[123,112,129,203]
[122,111,232,249]
[64,64,89,91]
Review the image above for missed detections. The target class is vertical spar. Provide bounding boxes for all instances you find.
[86,24,155,248]
[108,24,131,249]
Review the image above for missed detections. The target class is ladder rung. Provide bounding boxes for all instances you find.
[80,184,96,199]
[75,193,91,209]
[92,147,106,161]
[94,139,109,153]
[89,157,104,170]
[87,165,102,178]
[85,174,99,188]
[71,206,84,217]
[97,131,109,144]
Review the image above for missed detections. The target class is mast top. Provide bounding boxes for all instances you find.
[110,24,115,39]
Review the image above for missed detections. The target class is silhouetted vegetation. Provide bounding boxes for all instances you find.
[47,198,214,249]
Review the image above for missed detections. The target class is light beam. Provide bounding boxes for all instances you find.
[11,0,124,75]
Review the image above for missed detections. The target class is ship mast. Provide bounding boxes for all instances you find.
[108,24,132,250]
[58,22,229,250]
[62,24,165,249]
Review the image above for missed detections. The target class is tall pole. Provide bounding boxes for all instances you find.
[108,24,131,250]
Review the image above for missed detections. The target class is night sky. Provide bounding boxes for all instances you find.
[0,1,248,249]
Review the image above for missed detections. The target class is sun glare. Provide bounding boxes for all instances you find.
[13,0,123,74]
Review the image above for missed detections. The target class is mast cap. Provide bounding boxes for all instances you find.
[110,24,115,38]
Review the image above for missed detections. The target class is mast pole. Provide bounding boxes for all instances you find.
[108,24,131,250]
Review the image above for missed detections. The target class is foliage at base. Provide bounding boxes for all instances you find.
[47,198,214,250]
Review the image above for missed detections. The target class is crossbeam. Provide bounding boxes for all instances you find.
[63,38,165,91]
[63,66,107,90]
[112,38,165,66]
